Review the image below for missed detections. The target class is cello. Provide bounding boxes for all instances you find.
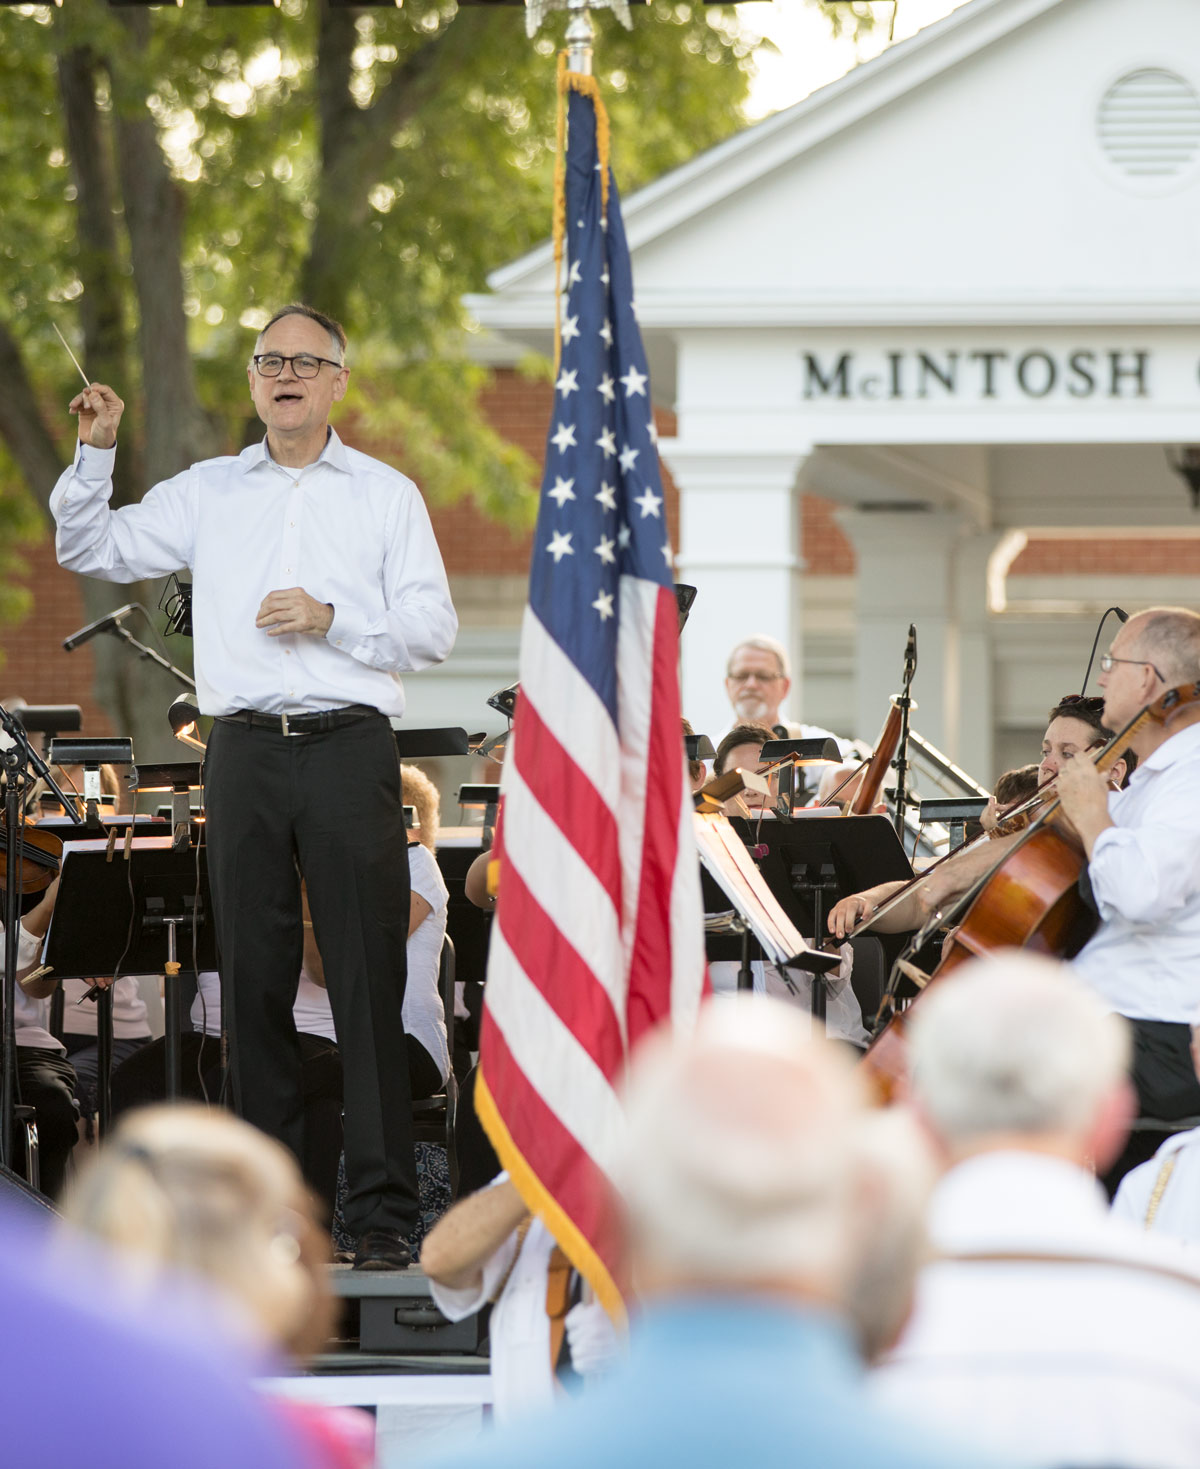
[859,680,1200,1098]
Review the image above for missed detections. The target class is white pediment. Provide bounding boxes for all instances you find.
[473,0,1200,332]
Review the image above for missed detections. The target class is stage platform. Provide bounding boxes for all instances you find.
[260,1264,492,1459]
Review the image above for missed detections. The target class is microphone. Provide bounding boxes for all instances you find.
[62,603,138,653]
[1079,607,1129,695]
[904,623,917,681]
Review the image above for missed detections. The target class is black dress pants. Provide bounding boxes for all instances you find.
[1102,1018,1200,1194]
[204,713,417,1236]
[14,1048,78,1200]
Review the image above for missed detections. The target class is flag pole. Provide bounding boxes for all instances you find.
[564,0,595,73]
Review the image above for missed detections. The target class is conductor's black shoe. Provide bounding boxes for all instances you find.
[352,1230,413,1272]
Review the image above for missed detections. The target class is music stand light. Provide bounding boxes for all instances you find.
[694,767,771,815]
[168,693,206,754]
[47,737,134,831]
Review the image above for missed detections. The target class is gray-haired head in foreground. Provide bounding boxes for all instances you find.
[618,995,865,1293]
[907,953,1131,1148]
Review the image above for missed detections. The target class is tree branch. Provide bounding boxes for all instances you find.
[299,3,487,314]
[109,9,218,487]
[57,42,144,505]
[0,319,66,517]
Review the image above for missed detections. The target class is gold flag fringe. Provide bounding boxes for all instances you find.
[552,53,611,376]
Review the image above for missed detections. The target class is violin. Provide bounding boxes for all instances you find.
[860,680,1200,1099]
[847,699,903,815]
[0,819,63,895]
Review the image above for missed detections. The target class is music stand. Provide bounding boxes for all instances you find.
[41,837,216,1133]
[694,812,840,1008]
[731,815,913,1023]
[394,728,471,758]
[133,762,203,851]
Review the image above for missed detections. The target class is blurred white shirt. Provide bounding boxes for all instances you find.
[874,1150,1200,1469]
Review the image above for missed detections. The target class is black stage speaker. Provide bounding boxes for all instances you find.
[0,1163,57,1223]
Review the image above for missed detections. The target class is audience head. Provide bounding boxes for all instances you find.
[619,995,865,1304]
[61,1106,335,1360]
[401,764,441,851]
[844,1108,937,1363]
[907,954,1133,1172]
[725,636,791,728]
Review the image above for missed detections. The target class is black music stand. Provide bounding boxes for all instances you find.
[731,815,913,1023]
[41,838,216,1134]
[394,728,471,758]
[694,813,840,1005]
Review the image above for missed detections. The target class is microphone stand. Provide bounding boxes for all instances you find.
[106,625,196,693]
[0,706,84,1173]
[891,625,917,845]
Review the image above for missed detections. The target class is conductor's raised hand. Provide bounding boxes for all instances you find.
[256,587,334,637]
[69,383,124,449]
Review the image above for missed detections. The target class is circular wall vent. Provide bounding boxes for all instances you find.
[1097,68,1200,179]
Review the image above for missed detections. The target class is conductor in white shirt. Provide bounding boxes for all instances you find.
[49,304,457,1269]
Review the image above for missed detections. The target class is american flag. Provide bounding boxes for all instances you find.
[475,80,707,1317]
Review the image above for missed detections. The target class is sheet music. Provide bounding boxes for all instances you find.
[693,811,819,970]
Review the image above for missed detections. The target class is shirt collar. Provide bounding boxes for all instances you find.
[930,1151,1110,1252]
[240,426,352,476]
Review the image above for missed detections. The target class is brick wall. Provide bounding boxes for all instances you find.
[1009,538,1200,576]
[0,533,112,731]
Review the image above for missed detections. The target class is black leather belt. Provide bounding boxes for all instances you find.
[217,704,379,736]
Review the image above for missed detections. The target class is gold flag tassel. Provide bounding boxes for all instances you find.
[552,52,612,376]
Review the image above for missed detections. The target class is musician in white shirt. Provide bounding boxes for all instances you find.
[1055,607,1200,1153]
[2,880,79,1195]
[49,305,456,1269]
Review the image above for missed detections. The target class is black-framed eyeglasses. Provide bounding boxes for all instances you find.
[1100,653,1165,683]
[252,353,343,379]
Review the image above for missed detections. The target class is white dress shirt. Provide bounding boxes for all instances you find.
[1,926,63,1053]
[429,1173,621,1424]
[874,1150,1200,1469]
[708,955,867,1047]
[1113,1126,1200,1241]
[1071,720,1200,1022]
[50,431,457,717]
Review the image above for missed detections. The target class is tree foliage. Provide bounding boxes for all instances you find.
[0,0,858,738]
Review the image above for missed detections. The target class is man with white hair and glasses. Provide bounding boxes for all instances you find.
[426,996,973,1469]
[723,635,849,747]
[875,954,1200,1469]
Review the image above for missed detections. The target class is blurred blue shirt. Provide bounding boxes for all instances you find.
[0,1200,305,1468]
[417,1294,988,1469]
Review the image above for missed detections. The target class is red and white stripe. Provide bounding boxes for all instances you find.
[478,577,707,1311]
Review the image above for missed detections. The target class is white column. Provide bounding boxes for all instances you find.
[835,509,969,753]
[952,530,1006,783]
[664,447,810,745]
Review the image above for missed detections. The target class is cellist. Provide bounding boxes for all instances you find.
[826,695,1133,940]
[1053,607,1200,1165]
